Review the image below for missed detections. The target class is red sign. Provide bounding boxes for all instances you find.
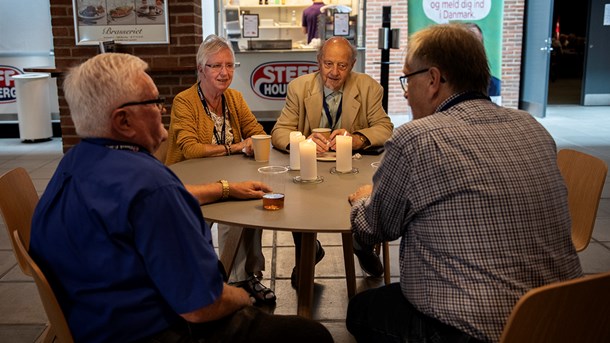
[0,65,23,104]
[250,61,318,100]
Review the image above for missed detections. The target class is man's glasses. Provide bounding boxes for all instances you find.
[398,68,430,92]
[322,61,350,71]
[118,97,165,111]
[205,63,237,72]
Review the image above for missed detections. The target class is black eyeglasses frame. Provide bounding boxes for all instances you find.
[118,97,166,110]
[398,68,430,92]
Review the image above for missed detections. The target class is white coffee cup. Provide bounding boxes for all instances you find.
[251,134,272,162]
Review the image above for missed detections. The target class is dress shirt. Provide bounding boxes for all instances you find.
[319,88,343,129]
[350,97,583,341]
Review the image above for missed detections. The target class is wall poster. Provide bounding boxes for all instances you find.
[73,0,169,45]
[407,0,503,104]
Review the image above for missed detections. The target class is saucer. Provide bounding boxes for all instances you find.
[317,152,336,162]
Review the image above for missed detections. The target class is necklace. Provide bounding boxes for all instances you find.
[206,97,222,114]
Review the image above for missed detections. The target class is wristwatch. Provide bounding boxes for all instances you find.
[218,179,230,200]
[354,133,368,147]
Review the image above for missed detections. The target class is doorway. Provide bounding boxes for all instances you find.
[547,0,589,105]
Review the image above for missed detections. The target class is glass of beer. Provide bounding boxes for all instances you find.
[258,166,288,210]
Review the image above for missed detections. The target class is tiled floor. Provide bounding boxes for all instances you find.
[1,105,609,342]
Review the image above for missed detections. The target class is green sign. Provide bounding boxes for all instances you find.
[407,0,503,92]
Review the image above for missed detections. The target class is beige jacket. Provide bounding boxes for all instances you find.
[271,71,393,151]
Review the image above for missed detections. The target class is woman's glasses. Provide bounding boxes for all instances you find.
[205,63,237,72]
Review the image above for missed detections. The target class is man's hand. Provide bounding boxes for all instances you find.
[328,129,350,150]
[229,181,271,199]
[327,130,367,151]
[308,132,331,153]
[348,184,373,205]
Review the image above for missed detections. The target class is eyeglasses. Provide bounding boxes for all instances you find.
[205,63,237,72]
[118,97,165,111]
[398,68,430,92]
[321,61,350,72]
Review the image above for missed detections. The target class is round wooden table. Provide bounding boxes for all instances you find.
[169,148,380,318]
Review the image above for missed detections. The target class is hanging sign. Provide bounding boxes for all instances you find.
[73,0,169,45]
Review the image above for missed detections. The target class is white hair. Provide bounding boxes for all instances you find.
[196,34,235,79]
[64,53,149,137]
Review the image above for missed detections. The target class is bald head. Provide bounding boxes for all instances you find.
[317,37,357,63]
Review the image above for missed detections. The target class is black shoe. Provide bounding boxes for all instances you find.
[231,275,276,305]
[353,245,384,277]
[291,240,325,289]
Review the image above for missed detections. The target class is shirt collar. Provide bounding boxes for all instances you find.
[324,86,343,98]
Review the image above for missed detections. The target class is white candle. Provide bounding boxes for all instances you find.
[336,134,352,172]
[299,139,317,181]
[289,131,304,170]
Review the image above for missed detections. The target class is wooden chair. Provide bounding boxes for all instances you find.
[374,149,608,284]
[13,230,74,343]
[557,149,608,252]
[0,167,39,273]
[499,270,610,342]
[0,167,59,343]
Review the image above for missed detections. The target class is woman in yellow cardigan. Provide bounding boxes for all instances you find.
[166,35,274,304]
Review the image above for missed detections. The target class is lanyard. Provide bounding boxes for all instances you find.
[197,82,227,145]
[322,92,343,130]
[84,138,141,152]
[437,91,491,112]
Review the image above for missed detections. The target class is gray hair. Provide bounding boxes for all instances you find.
[317,37,357,63]
[64,53,149,137]
[196,35,235,72]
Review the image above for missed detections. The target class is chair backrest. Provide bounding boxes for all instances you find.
[13,230,74,343]
[0,167,39,275]
[557,149,608,252]
[499,271,610,343]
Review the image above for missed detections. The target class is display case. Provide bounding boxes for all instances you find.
[218,0,362,50]
[215,0,365,123]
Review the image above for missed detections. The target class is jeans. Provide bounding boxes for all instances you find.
[346,283,485,343]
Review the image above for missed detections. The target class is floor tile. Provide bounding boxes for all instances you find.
[0,283,46,324]
[0,325,47,343]
[578,242,610,274]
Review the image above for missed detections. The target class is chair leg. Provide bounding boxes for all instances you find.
[342,232,356,298]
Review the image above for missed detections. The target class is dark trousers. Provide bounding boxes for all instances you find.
[293,232,303,260]
[346,283,485,343]
[142,306,333,343]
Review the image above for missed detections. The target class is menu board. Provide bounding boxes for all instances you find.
[73,0,169,45]
[243,14,259,38]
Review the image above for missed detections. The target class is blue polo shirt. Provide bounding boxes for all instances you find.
[30,138,223,343]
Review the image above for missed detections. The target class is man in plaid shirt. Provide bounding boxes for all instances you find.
[346,23,582,342]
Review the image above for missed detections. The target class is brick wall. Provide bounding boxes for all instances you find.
[363,0,525,115]
[49,0,202,152]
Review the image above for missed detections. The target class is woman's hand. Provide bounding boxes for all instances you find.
[239,138,254,156]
